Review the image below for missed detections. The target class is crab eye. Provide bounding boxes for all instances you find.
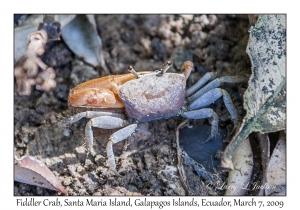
[128,65,139,79]
[128,65,133,71]
[166,60,172,66]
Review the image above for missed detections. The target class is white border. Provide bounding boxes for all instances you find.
[5,0,297,208]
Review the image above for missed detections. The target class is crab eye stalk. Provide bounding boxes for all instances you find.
[162,60,172,74]
[166,60,173,66]
[128,65,139,79]
[157,60,173,76]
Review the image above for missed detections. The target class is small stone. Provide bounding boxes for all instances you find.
[75,146,87,162]
[78,189,86,196]
[44,157,63,171]
[63,177,73,186]
[84,158,96,171]
[63,129,71,137]
[95,154,106,166]
[180,15,193,21]
[63,153,77,164]
[14,186,19,195]
[173,186,186,196]
[169,184,176,189]
[76,165,85,175]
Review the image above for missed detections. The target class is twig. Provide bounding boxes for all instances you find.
[175,119,191,195]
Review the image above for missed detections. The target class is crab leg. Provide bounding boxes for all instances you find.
[106,124,137,175]
[181,108,219,142]
[64,111,125,126]
[187,76,247,102]
[186,72,217,96]
[85,116,129,154]
[188,88,238,129]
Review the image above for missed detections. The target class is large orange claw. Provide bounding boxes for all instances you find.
[69,88,124,108]
[68,73,141,108]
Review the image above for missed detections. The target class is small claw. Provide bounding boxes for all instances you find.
[183,61,193,80]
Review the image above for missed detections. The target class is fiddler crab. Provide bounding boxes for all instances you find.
[63,61,246,175]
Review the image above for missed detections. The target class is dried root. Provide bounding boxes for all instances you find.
[14,16,61,95]
[175,119,191,195]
